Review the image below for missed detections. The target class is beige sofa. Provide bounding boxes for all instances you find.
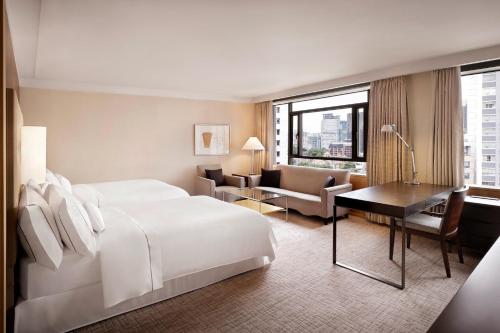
[195,164,245,199]
[249,165,352,223]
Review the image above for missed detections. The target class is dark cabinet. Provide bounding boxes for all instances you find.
[460,196,500,253]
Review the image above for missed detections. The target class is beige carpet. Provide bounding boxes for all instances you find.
[76,212,479,333]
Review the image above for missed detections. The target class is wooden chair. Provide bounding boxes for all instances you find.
[389,187,468,278]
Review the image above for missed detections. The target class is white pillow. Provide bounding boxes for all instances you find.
[84,202,105,233]
[55,174,72,194]
[58,198,96,257]
[46,169,62,187]
[45,184,93,235]
[19,185,63,248]
[26,179,43,195]
[18,205,63,270]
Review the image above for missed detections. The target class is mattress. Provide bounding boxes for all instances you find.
[19,248,101,300]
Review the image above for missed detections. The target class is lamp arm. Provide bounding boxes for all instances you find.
[393,130,411,149]
[393,130,419,185]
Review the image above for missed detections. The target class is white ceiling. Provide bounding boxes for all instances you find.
[7,0,500,102]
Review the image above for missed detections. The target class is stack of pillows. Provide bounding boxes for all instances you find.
[17,169,105,271]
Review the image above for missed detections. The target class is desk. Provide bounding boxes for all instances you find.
[333,182,455,289]
[428,237,500,332]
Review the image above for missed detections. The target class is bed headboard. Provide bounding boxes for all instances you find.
[6,88,23,315]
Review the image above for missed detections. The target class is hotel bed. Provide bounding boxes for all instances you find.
[15,179,276,333]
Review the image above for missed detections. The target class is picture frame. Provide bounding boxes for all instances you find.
[194,124,230,155]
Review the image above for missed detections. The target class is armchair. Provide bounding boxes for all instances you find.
[195,164,245,199]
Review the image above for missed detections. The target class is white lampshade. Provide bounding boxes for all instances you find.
[21,126,46,184]
[381,124,396,133]
[242,137,264,151]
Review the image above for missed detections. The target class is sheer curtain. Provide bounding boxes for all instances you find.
[431,67,464,187]
[255,101,275,171]
[367,76,411,223]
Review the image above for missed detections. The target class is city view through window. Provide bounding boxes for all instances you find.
[462,70,500,186]
[274,90,368,174]
[275,71,500,185]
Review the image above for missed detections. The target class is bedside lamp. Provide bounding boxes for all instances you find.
[381,124,420,185]
[242,137,264,175]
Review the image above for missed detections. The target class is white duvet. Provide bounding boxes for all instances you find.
[99,195,276,308]
[73,179,189,207]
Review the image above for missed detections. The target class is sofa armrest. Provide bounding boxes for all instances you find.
[248,175,262,188]
[224,175,245,188]
[195,176,216,197]
[320,183,353,218]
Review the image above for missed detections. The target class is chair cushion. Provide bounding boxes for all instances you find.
[260,169,281,188]
[205,168,225,186]
[397,213,442,234]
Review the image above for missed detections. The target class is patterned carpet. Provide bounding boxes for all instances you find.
[76,212,479,333]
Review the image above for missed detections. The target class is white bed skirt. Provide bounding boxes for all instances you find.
[15,257,269,333]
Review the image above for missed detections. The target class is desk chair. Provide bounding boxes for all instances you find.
[389,187,467,278]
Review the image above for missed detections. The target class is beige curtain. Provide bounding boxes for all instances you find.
[367,76,411,223]
[431,67,464,187]
[255,101,275,171]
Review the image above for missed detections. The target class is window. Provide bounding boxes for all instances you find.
[461,64,500,187]
[273,88,369,174]
[483,87,496,96]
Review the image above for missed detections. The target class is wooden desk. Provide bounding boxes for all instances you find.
[428,237,500,332]
[333,182,455,289]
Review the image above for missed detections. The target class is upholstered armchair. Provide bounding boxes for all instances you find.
[195,164,245,199]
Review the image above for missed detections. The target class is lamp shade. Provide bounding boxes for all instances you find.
[21,126,46,184]
[242,137,264,151]
[381,124,396,133]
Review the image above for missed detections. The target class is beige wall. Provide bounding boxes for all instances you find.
[406,71,434,183]
[20,88,255,194]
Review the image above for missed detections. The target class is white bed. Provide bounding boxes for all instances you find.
[15,180,276,333]
[72,178,190,207]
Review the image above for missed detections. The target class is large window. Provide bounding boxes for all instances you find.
[273,88,368,174]
[462,62,500,187]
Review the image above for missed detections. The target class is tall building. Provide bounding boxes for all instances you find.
[321,113,340,148]
[274,104,289,165]
[462,71,500,186]
[480,72,499,186]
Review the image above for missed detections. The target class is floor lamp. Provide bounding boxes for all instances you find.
[381,124,420,185]
[242,137,265,175]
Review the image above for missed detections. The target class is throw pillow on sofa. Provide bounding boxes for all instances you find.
[324,176,336,188]
[260,169,281,188]
[205,169,225,186]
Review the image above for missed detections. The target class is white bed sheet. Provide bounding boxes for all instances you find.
[73,179,189,207]
[99,196,276,307]
[15,257,269,333]
[19,248,101,301]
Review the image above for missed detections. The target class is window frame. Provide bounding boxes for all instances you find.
[286,90,369,164]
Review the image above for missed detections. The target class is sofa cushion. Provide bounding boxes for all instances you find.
[324,176,336,188]
[205,168,225,186]
[256,187,321,202]
[277,165,350,195]
[260,169,281,188]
